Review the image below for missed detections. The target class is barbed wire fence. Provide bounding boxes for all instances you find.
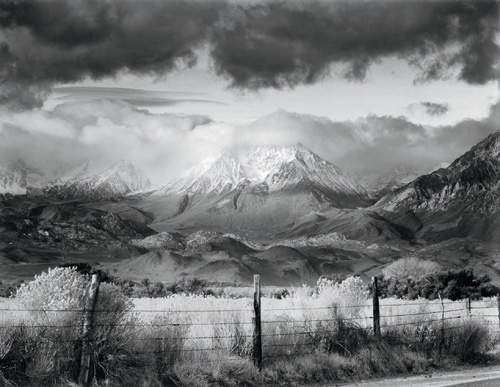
[1,274,500,386]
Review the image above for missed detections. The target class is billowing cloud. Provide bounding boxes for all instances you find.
[0,0,498,109]
[233,101,500,174]
[0,100,228,183]
[0,98,499,184]
[408,101,449,117]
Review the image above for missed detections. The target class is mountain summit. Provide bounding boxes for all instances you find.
[46,160,152,200]
[243,144,366,196]
[159,144,368,203]
[146,144,371,236]
[159,153,245,196]
[0,159,44,194]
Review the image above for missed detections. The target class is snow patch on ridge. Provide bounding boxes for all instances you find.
[0,160,45,194]
[47,159,152,199]
[159,153,246,195]
[158,144,367,198]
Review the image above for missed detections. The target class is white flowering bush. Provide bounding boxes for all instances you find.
[8,267,143,386]
[15,266,87,310]
[316,276,369,315]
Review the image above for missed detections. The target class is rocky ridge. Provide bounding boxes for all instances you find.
[378,131,500,214]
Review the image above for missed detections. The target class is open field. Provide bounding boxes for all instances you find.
[1,279,499,387]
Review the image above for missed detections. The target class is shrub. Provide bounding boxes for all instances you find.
[166,277,209,295]
[378,268,495,300]
[3,267,143,386]
[0,280,24,298]
[383,257,441,280]
[443,319,493,361]
[305,316,369,356]
[15,267,87,310]
[57,263,114,283]
[90,283,141,385]
[213,314,252,359]
[317,276,369,316]
[114,278,136,297]
[140,279,169,298]
[143,314,187,386]
[270,289,290,299]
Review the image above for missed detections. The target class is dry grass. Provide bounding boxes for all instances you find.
[1,287,498,386]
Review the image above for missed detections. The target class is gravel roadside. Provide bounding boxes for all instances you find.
[304,364,500,387]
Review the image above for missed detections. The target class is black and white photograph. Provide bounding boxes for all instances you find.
[1,0,500,386]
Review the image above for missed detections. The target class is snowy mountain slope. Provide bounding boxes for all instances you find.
[243,144,367,196]
[158,153,245,195]
[143,145,394,239]
[45,160,152,199]
[0,160,45,194]
[157,144,368,204]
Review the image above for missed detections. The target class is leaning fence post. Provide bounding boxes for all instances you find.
[372,276,381,338]
[79,274,100,387]
[252,274,262,371]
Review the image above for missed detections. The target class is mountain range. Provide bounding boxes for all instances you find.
[377,131,500,243]
[142,145,372,238]
[0,159,46,195]
[44,159,152,200]
[0,159,152,200]
[2,135,500,286]
[160,144,367,199]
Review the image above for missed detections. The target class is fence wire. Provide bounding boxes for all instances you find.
[1,297,499,369]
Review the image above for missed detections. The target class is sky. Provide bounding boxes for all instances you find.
[0,0,499,185]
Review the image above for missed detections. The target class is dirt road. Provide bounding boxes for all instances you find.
[310,365,500,387]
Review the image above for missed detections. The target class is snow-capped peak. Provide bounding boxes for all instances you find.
[159,152,246,195]
[46,159,152,199]
[158,144,367,199]
[243,144,367,195]
[96,160,152,193]
[56,159,109,184]
[0,159,45,194]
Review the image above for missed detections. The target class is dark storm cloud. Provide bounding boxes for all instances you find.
[0,0,226,108]
[0,0,499,109]
[211,0,500,90]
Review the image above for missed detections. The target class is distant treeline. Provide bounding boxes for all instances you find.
[2,260,496,301]
[377,267,496,301]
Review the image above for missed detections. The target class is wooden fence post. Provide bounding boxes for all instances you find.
[372,277,381,338]
[252,274,262,371]
[466,297,472,317]
[438,293,445,360]
[497,294,500,328]
[79,274,100,387]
